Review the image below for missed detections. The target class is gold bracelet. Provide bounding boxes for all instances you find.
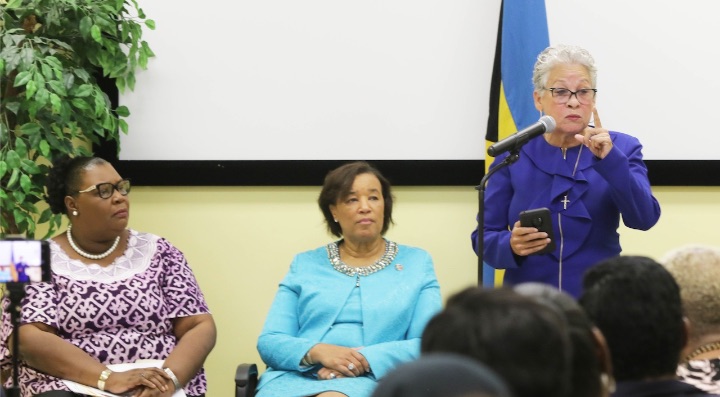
[163,367,182,391]
[98,368,113,391]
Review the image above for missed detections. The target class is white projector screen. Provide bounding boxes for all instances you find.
[111,0,720,185]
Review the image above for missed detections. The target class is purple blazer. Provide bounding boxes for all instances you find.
[471,131,661,298]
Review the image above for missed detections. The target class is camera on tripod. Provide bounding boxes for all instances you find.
[0,238,51,284]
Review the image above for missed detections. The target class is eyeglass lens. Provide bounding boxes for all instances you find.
[97,180,131,198]
[550,88,596,104]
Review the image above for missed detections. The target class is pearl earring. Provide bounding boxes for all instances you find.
[333,219,338,223]
[72,210,78,216]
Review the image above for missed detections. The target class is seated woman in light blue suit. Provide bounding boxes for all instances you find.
[255,161,442,397]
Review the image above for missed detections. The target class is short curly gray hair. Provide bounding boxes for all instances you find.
[532,44,597,93]
[661,245,720,339]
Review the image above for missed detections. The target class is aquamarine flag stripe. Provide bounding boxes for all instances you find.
[500,0,550,130]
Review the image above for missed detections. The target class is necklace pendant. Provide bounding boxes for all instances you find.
[355,275,360,287]
[561,195,570,210]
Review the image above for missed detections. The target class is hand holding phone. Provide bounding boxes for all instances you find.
[519,207,556,255]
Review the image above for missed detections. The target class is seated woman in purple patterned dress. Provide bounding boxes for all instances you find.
[0,156,217,397]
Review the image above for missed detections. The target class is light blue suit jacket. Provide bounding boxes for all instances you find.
[256,242,442,388]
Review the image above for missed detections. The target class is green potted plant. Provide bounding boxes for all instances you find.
[0,0,154,238]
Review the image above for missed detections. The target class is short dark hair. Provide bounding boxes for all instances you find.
[45,155,108,215]
[317,161,394,237]
[579,256,685,381]
[421,287,571,397]
[514,283,603,397]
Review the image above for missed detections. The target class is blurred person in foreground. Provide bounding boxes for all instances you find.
[662,245,720,394]
[0,155,216,397]
[514,282,614,397]
[255,161,442,397]
[580,255,719,396]
[421,286,570,397]
[371,353,512,397]
[473,44,660,297]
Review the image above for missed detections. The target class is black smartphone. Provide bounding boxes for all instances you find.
[519,207,556,255]
[0,238,51,283]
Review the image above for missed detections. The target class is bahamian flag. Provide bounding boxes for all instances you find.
[483,0,550,287]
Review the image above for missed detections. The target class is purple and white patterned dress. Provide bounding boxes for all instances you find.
[0,229,210,397]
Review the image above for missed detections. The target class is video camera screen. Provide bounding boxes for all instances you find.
[0,239,51,283]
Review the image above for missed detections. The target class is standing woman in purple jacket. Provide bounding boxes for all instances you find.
[472,44,661,298]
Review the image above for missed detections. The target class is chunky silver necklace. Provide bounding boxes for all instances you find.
[66,223,121,260]
[327,239,398,277]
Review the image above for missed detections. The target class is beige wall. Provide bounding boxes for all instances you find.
[125,185,720,397]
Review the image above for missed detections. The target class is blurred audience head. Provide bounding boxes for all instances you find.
[579,255,686,381]
[514,282,613,397]
[661,245,720,350]
[371,353,513,397]
[421,286,570,397]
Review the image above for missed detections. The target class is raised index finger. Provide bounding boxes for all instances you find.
[592,107,603,129]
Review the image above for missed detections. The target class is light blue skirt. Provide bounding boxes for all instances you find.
[255,371,377,397]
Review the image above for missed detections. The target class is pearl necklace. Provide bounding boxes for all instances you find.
[66,224,121,260]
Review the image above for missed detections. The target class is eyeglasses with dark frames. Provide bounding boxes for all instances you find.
[547,88,597,105]
[76,179,131,199]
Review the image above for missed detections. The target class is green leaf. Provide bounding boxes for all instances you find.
[20,47,34,68]
[45,56,63,70]
[6,168,19,188]
[145,19,156,30]
[13,208,26,224]
[71,98,91,110]
[115,105,130,117]
[50,93,61,113]
[94,94,106,116]
[127,73,136,91]
[13,71,32,87]
[119,119,129,134]
[0,161,7,180]
[4,151,21,169]
[14,138,28,157]
[38,208,53,223]
[48,80,67,95]
[74,84,93,97]
[20,159,41,174]
[4,102,20,115]
[79,16,93,39]
[25,80,38,99]
[19,123,41,135]
[41,63,53,80]
[39,140,50,157]
[19,174,31,194]
[5,0,23,10]
[91,25,102,43]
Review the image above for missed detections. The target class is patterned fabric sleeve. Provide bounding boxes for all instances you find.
[677,360,720,394]
[156,238,210,318]
[0,282,57,362]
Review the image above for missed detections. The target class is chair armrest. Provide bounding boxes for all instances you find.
[235,363,259,397]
